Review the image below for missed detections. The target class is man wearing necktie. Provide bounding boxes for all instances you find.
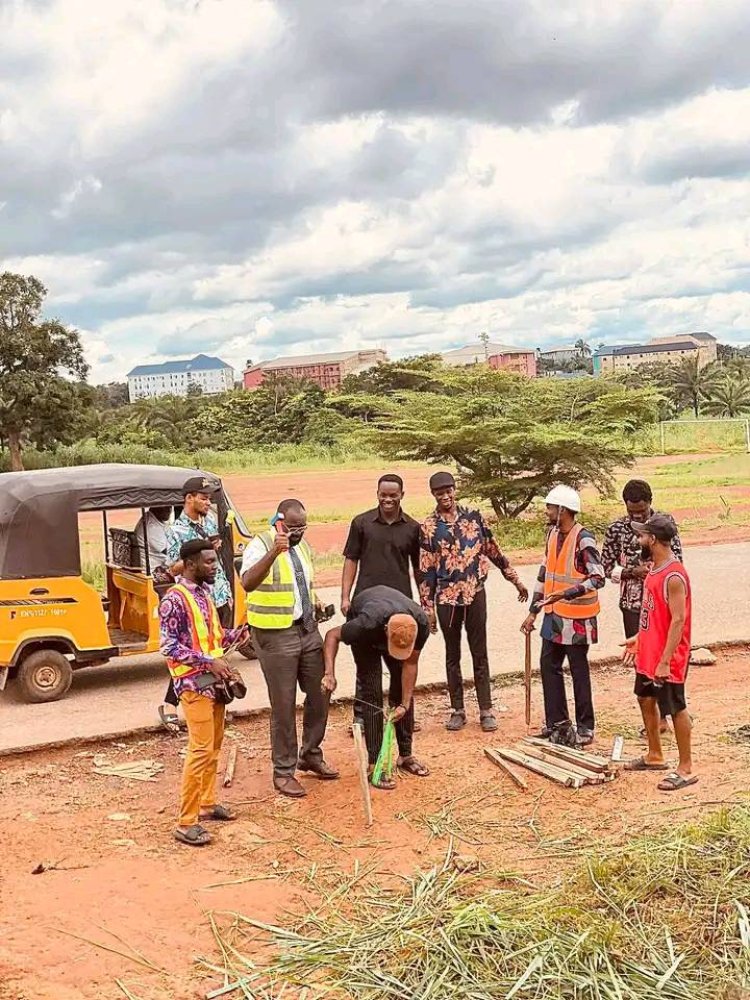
[241,498,338,798]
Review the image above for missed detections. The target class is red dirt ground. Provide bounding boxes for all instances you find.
[1,650,748,1000]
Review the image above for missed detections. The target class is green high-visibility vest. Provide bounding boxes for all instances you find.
[246,530,316,630]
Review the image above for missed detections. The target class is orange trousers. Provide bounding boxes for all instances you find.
[179,691,226,827]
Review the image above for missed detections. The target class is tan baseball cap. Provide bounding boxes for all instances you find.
[386,613,418,660]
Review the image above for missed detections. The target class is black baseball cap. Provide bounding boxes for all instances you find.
[182,475,220,497]
[429,471,456,491]
[631,514,677,542]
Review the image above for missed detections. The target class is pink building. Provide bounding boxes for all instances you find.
[243,349,387,391]
[441,343,537,377]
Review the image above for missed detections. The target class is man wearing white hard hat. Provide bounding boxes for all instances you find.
[521,485,605,746]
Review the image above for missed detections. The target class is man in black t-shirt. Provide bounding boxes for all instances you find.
[323,585,430,789]
[341,473,421,733]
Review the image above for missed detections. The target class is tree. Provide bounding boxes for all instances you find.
[701,374,750,417]
[131,394,199,449]
[0,272,90,470]
[368,365,658,518]
[575,338,591,358]
[93,382,130,409]
[670,357,719,418]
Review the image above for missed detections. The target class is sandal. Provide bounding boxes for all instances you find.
[371,774,397,790]
[158,705,180,734]
[200,804,237,822]
[174,824,212,846]
[398,756,430,778]
[658,772,699,792]
[624,756,669,772]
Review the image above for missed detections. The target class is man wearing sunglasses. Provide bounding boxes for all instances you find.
[241,498,338,798]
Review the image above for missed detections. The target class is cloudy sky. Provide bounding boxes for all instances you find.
[2,0,750,384]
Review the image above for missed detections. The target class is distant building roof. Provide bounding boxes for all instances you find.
[246,350,376,372]
[681,331,716,342]
[540,345,580,355]
[594,341,698,359]
[128,354,231,377]
[443,342,533,362]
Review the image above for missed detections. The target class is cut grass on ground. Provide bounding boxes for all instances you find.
[208,806,750,999]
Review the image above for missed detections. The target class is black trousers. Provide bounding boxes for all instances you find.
[163,602,233,708]
[540,638,595,732]
[437,589,492,712]
[353,644,414,765]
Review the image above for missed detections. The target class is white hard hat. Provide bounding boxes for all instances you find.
[544,485,581,513]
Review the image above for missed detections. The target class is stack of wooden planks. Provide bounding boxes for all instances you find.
[485,739,617,790]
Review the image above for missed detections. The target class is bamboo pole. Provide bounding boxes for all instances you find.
[524,631,532,729]
[484,748,528,790]
[519,745,610,784]
[494,747,584,789]
[523,738,612,771]
[222,745,238,788]
[352,724,373,828]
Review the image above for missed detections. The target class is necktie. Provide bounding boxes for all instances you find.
[289,547,315,631]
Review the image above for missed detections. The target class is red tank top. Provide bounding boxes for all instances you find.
[637,559,691,683]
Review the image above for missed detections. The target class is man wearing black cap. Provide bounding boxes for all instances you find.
[161,477,233,729]
[420,471,528,733]
[623,515,696,791]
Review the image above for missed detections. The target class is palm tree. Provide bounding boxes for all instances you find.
[702,374,750,418]
[574,338,591,358]
[670,357,719,418]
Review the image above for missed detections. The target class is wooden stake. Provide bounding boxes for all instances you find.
[222,745,238,788]
[494,747,584,788]
[352,724,373,828]
[519,745,609,784]
[524,630,532,728]
[523,738,612,772]
[484,748,528,790]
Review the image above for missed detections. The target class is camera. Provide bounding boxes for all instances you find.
[314,603,335,623]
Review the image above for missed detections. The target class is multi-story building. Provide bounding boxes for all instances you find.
[539,346,581,365]
[441,342,537,377]
[592,333,717,376]
[127,354,234,400]
[243,349,387,391]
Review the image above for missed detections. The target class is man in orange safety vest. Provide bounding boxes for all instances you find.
[521,486,605,747]
[159,538,248,846]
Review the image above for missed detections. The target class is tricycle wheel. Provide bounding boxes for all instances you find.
[238,639,256,661]
[17,650,73,703]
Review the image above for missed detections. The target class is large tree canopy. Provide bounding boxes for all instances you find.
[0,272,89,470]
[366,365,659,517]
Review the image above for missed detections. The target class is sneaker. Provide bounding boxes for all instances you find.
[480,712,498,733]
[445,711,467,731]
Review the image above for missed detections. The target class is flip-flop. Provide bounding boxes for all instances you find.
[658,772,699,792]
[397,756,431,778]
[158,705,180,734]
[624,756,669,772]
[174,824,212,846]
[199,804,237,822]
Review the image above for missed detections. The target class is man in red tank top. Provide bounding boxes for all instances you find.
[623,515,697,791]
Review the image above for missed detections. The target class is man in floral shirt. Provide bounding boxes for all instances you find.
[420,471,528,733]
[602,479,682,733]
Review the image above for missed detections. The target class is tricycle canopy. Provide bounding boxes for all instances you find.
[0,464,224,580]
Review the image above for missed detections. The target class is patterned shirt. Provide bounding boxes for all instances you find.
[601,511,683,612]
[530,527,605,646]
[419,506,521,611]
[166,510,232,609]
[159,581,244,700]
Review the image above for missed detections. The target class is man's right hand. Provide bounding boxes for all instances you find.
[630,564,650,581]
[272,532,290,556]
[521,614,536,635]
[211,657,233,680]
[340,596,351,617]
[428,610,438,634]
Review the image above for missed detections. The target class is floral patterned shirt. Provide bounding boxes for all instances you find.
[419,506,520,611]
[159,581,244,700]
[166,510,232,609]
[530,527,605,646]
[601,511,682,612]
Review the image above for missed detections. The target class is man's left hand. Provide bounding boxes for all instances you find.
[391,704,408,723]
[621,636,638,667]
[539,590,566,608]
[515,582,529,603]
[211,538,222,551]
[321,673,337,694]
[655,660,671,680]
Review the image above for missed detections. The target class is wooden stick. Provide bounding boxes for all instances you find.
[524,630,532,728]
[523,738,612,771]
[222,745,238,788]
[494,747,584,788]
[352,724,373,828]
[484,748,528,790]
[519,745,609,784]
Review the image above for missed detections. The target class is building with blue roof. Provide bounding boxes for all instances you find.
[126,354,234,400]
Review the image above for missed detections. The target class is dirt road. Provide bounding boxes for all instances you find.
[1,649,747,1000]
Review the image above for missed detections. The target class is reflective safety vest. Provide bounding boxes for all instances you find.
[246,531,316,630]
[166,583,224,679]
[543,524,601,620]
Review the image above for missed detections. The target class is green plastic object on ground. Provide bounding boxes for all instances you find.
[372,717,397,785]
